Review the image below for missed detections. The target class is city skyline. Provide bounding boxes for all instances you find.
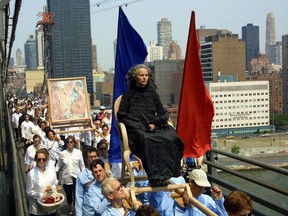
[12,0,287,70]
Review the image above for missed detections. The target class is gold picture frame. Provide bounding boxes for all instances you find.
[47,77,93,133]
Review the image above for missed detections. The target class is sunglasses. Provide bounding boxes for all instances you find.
[68,141,74,143]
[110,184,123,193]
[37,158,47,162]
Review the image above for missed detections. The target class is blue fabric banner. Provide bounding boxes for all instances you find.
[109,7,147,163]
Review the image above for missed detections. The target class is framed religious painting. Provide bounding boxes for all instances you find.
[47,77,93,133]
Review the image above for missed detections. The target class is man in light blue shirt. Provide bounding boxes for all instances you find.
[175,169,228,216]
[82,159,110,216]
[75,147,97,216]
[101,178,140,216]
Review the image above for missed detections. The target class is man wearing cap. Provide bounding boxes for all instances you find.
[96,105,106,121]
[174,169,227,216]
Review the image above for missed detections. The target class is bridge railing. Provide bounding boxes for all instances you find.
[1,91,29,215]
[205,148,288,216]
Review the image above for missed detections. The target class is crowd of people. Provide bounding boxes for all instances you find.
[7,64,254,216]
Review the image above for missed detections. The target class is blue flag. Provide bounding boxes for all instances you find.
[109,7,147,163]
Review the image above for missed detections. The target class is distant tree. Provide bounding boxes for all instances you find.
[231,145,240,155]
[271,113,288,131]
[272,113,288,126]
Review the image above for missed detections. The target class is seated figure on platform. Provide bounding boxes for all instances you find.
[117,64,184,186]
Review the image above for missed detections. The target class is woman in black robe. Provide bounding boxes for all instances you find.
[117,64,184,186]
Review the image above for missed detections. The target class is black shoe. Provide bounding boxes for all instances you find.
[149,180,169,187]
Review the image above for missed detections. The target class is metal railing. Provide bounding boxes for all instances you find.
[205,148,288,216]
[1,93,28,215]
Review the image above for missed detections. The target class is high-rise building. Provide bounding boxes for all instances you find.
[145,60,184,106]
[242,23,259,72]
[256,73,283,114]
[265,12,276,63]
[146,41,163,62]
[91,44,97,71]
[196,26,217,44]
[282,35,288,114]
[47,0,93,104]
[275,41,282,65]
[157,18,172,60]
[200,32,246,82]
[24,35,37,70]
[168,40,181,60]
[16,48,23,66]
[207,80,271,136]
[9,57,14,67]
[36,26,44,69]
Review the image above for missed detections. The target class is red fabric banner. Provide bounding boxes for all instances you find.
[176,11,214,158]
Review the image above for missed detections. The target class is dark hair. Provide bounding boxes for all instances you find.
[83,146,97,159]
[102,124,109,130]
[97,139,109,149]
[45,129,55,139]
[33,134,42,141]
[64,135,76,149]
[224,190,253,214]
[90,158,105,171]
[126,64,157,90]
[136,205,161,216]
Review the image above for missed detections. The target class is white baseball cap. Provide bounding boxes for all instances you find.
[189,169,211,187]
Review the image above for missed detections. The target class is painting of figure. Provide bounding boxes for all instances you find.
[47,77,90,122]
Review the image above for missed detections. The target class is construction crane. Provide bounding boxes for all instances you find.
[36,12,54,96]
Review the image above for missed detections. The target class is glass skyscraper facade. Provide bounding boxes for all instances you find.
[47,0,93,104]
[242,23,259,72]
[24,35,37,70]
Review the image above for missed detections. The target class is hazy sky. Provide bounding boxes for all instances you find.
[12,0,287,70]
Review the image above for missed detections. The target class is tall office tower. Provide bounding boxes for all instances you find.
[146,40,163,62]
[283,35,288,114]
[91,44,97,71]
[275,41,282,65]
[265,12,276,63]
[168,40,181,60]
[145,60,184,106]
[36,26,44,69]
[196,26,217,44]
[242,23,259,72]
[200,32,246,82]
[157,18,172,60]
[24,35,37,70]
[16,48,23,66]
[47,0,93,104]
[9,57,14,66]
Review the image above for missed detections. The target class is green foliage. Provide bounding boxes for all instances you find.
[231,145,240,155]
[272,113,288,126]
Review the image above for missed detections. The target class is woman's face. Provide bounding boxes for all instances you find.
[40,122,46,130]
[135,68,149,87]
[48,131,55,140]
[102,127,109,135]
[67,139,74,151]
[25,115,30,121]
[36,153,47,168]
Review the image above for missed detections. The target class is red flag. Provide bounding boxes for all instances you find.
[176,11,214,158]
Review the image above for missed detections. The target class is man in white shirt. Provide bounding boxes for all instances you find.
[12,108,22,141]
